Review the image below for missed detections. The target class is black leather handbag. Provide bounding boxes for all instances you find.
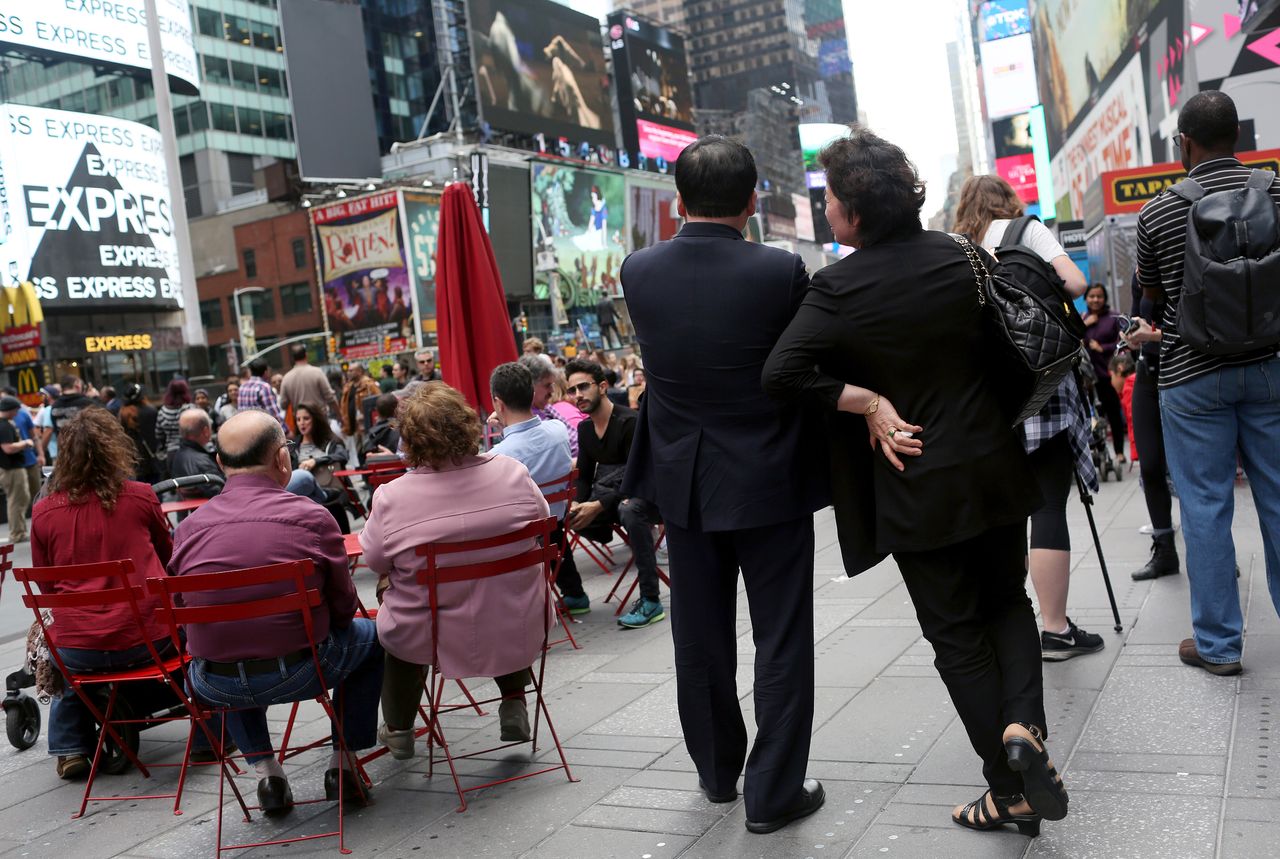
[950,233,1082,426]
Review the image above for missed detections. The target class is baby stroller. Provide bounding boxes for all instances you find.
[1,473,224,754]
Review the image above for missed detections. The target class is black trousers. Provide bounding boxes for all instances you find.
[665,515,814,822]
[1132,358,1173,531]
[895,522,1046,796]
[551,521,585,598]
[1094,372,1127,456]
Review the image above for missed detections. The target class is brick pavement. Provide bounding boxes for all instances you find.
[0,472,1275,858]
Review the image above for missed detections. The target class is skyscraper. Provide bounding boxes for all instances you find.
[612,0,687,28]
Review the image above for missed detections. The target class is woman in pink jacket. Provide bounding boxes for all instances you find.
[359,383,551,757]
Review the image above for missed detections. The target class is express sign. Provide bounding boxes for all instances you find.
[0,0,200,95]
[0,105,183,310]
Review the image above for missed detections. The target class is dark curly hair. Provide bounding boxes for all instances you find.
[819,126,926,247]
[292,402,334,448]
[397,382,481,469]
[47,407,138,511]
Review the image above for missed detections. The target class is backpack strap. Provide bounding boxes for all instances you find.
[1246,168,1276,191]
[1002,215,1039,248]
[1169,177,1205,203]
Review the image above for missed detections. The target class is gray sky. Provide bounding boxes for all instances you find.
[558,0,961,216]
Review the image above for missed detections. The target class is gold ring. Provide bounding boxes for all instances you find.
[888,428,897,438]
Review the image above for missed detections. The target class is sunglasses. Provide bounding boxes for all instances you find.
[567,381,599,395]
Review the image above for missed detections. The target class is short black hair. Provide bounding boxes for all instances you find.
[381,363,394,377]
[674,135,757,218]
[375,393,398,419]
[59,374,79,390]
[218,418,283,468]
[1178,90,1238,150]
[820,126,926,246]
[290,344,308,361]
[564,358,606,385]
[249,358,270,377]
[0,386,14,396]
[1086,282,1109,303]
[490,362,534,411]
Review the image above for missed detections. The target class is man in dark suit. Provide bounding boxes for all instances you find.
[621,136,830,834]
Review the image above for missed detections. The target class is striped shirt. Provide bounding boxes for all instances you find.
[1136,157,1280,389]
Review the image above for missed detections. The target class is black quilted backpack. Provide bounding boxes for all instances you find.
[950,232,1084,426]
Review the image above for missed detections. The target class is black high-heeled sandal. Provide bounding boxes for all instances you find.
[1004,722,1069,821]
[951,790,1040,836]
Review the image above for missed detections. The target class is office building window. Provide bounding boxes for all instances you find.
[237,107,264,136]
[258,67,284,96]
[246,289,275,321]
[243,249,257,279]
[280,282,314,316]
[211,102,237,132]
[231,60,257,90]
[291,238,307,269]
[197,7,222,37]
[228,154,256,195]
[264,112,291,140]
[199,298,224,330]
[204,55,230,85]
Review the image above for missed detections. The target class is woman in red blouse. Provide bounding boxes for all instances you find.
[32,407,178,780]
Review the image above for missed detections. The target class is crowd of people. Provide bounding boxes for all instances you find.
[10,89,1279,844]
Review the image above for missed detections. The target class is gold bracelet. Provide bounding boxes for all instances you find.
[865,394,880,416]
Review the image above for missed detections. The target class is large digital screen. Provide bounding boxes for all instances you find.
[979,32,1039,119]
[607,12,696,167]
[467,0,615,147]
[994,111,1037,203]
[1029,0,1159,147]
[531,161,626,329]
[627,180,679,251]
[0,0,200,95]
[0,104,183,310]
[979,0,1031,41]
[401,190,440,346]
[799,123,849,245]
[312,191,417,360]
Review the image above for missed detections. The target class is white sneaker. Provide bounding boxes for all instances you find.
[1138,523,1179,536]
[377,723,415,760]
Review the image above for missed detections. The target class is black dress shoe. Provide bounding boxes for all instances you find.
[256,776,294,817]
[698,778,738,803]
[745,779,825,834]
[324,767,372,806]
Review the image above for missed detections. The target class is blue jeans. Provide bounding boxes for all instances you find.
[286,469,328,504]
[49,639,215,757]
[187,619,382,765]
[1160,356,1280,663]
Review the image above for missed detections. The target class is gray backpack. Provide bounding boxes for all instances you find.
[1169,169,1280,355]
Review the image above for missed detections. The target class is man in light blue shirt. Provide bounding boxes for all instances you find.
[489,362,588,613]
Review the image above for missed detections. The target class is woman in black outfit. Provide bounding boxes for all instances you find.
[764,128,1069,836]
[1125,272,1180,580]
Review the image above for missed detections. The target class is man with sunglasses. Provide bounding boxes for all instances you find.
[564,358,665,629]
[413,348,441,382]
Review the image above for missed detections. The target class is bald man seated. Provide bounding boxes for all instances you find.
[168,410,383,816]
[168,409,222,499]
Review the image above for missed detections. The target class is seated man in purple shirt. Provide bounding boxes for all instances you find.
[169,410,382,817]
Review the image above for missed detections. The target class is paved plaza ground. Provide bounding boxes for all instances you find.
[0,470,1274,858]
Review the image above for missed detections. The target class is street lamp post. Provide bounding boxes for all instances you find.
[233,287,266,365]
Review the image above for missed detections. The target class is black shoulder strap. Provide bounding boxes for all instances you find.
[1002,215,1038,248]
[1246,168,1276,191]
[1169,177,1205,203]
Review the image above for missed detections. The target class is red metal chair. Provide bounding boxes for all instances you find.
[605,524,671,616]
[537,470,582,651]
[148,560,366,855]
[14,560,232,819]
[415,516,576,811]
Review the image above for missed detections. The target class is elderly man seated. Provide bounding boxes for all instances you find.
[166,408,336,506]
[169,410,383,816]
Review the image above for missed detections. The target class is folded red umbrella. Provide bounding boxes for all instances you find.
[434,182,518,416]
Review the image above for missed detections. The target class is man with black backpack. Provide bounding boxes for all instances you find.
[1136,90,1280,677]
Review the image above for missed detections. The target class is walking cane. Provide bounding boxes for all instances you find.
[1074,470,1124,632]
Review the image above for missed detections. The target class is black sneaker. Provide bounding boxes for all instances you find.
[1041,617,1104,661]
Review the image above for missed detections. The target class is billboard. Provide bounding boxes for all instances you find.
[0,0,199,95]
[607,13,697,168]
[0,104,183,311]
[1049,54,1151,221]
[994,112,1038,203]
[980,32,1040,119]
[979,0,1032,41]
[280,0,382,182]
[311,191,417,360]
[531,161,626,329]
[467,0,615,147]
[627,181,679,251]
[1029,0,1159,147]
[800,123,848,245]
[402,191,440,345]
